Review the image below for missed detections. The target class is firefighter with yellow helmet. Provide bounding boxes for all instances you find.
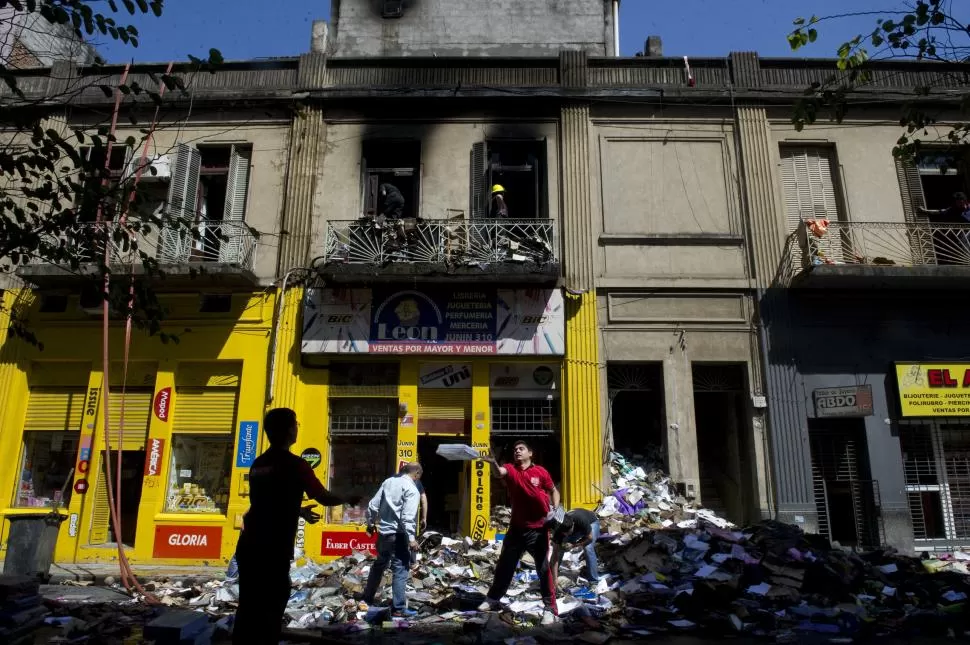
[490,184,509,218]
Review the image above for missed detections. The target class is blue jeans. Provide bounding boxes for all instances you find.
[564,521,600,582]
[362,532,411,611]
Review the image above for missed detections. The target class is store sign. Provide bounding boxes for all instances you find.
[301,447,322,469]
[153,387,172,422]
[419,364,472,389]
[813,386,873,418]
[68,513,78,537]
[490,364,558,390]
[896,363,970,417]
[153,525,222,559]
[236,421,258,468]
[321,531,377,557]
[302,288,565,356]
[143,438,165,476]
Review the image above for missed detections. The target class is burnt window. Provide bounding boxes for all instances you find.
[361,140,421,220]
[471,140,547,219]
[76,145,131,222]
[916,153,969,214]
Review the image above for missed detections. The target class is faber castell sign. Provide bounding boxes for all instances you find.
[896,363,970,417]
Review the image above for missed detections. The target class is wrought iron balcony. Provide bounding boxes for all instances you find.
[18,220,258,288]
[780,219,970,288]
[319,217,560,283]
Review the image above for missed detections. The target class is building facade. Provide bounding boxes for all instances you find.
[1,10,968,566]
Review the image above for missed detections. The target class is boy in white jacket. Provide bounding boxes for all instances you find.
[362,462,422,617]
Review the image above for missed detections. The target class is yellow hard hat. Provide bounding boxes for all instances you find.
[491,184,505,194]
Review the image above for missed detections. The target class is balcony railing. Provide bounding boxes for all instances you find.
[780,220,970,285]
[43,220,257,270]
[321,217,558,278]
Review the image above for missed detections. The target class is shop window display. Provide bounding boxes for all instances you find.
[329,436,392,525]
[165,434,232,514]
[15,431,78,507]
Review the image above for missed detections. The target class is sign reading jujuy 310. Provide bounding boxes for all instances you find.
[896,363,970,417]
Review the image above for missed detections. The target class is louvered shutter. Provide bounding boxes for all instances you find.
[895,158,934,264]
[173,388,239,434]
[219,145,252,263]
[470,142,487,219]
[418,390,472,434]
[89,464,111,544]
[105,389,152,450]
[24,388,85,431]
[160,144,201,263]
[780,147,841,232]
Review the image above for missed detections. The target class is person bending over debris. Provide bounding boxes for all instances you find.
[232,408,361,645]
[479,441,561,625]
[362,462,423,618]
[550,508,601,585]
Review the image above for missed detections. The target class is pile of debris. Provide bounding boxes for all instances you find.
[0,576,46,642]
[37,451,970,642]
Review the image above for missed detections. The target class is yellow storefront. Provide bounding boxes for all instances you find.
[0,291,275,566]
[0,283,603,566]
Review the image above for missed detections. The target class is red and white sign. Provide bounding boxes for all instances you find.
[321,531,377,557]
[153,525,222,559]
[153,387,172,422]
[144,438,165,476]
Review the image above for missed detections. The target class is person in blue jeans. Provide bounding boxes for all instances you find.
[550,508,601,585]
[362,463,423,618]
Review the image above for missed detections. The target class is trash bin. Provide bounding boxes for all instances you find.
[3,512,67,579]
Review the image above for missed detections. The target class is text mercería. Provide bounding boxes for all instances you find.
[927,368,970,388]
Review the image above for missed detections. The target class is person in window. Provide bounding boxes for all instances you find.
[232,408,361,645]
[490,184,509,218]
[361,462,423,618]
[478,441,561,625]
[918,192,970,264]
[375,182,409,249]
[550,508,601,586]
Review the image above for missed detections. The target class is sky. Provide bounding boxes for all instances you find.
[95,0,900,64]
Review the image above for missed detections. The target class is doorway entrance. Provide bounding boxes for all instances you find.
[692,364,758,525]
[606,363,666,467]
[98,450,145,547]
[417,436,468,534]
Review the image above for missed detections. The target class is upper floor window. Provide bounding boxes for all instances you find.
[779,145,845,233]
[166,143,252,225]
[76,145,132,222]
[361,140,420,220]
[471,139,547,220]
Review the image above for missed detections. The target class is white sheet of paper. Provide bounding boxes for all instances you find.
[746,583,771,596]
[878,563,898,574]
[435,444,481,461]
[694,565,718,578]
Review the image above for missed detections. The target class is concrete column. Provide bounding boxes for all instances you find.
[662,347,699,501]
[277,108,325,273]
[558,78,604,508]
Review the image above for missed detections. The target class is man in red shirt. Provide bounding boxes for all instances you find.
[232,408,361,644]
[478,441,561,625]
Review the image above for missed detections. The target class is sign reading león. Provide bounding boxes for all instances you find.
[896,363,970,417]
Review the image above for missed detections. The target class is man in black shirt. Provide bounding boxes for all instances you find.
[550,508,601,585]
[232,408,361,644]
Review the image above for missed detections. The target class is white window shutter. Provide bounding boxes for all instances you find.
[219,145,252,263]
[780,146,841,233]
[159,144,201,263]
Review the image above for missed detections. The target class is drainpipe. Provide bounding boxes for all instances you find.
[611,0,620,56]
[267,267,304,404]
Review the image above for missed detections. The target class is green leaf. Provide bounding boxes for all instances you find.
[793,17,805,25]
[122,0,136,13]
[808,29,818,43]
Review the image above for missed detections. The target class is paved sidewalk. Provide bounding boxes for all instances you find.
[0,561,225,585]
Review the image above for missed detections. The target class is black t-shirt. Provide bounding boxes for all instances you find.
[553,508,598,544]
[238,447,328,560]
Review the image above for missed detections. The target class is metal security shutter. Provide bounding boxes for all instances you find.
[89,465,111,544]
[106,389,152,450]
[902,423,970,547]
[159,144,202,262]
[779,146,841,233]
[173,389,239,434]
[491,399,559,435]
[24,388,84,431]
[418,390,471,435]
[470,141,487,219]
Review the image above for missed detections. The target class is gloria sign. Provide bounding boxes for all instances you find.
[896,363,970,417]
[302,288,565,356]
[153,525,222,559]
[813,386,873,418]
[321,531,378,557]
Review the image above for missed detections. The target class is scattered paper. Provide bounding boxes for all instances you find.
[878,563,898,574]
[435,444,481,461]
[694,565,718,578]
[746,583,772,596]
[882,586,896,597]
